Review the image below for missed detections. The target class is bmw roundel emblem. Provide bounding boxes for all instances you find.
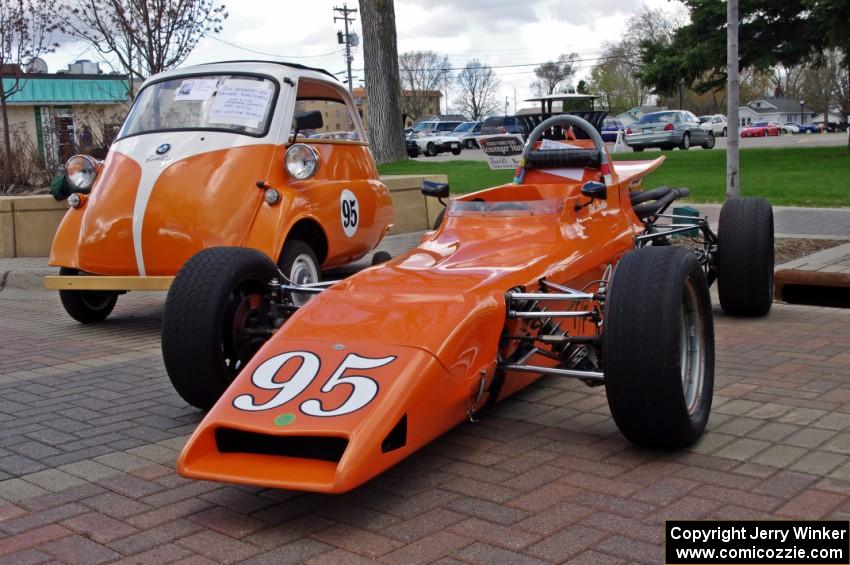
[155,143,171,155]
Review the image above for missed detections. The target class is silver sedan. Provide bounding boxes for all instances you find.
[626,110,715,152]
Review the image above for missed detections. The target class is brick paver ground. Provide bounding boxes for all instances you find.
[2,286,850,563]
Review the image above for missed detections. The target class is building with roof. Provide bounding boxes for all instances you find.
[350,87,442,130]
[1,61,131,167]
[738,97,815,127]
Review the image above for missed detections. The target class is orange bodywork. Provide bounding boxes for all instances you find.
[178,151,666,493]
[49,63,394,284]
[50,140,393,276]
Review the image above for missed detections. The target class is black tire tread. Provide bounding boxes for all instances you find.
[717,197,774,316]
[58,267,118,323]
[161,247,277,410]
[603,246,715,447]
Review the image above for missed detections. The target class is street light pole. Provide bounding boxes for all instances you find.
[726,0,740,198]
[800,100,805,124]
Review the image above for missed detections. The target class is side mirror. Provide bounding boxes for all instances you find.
[421,180,449,199]
[295,110,323,131]
[581,181,607,200]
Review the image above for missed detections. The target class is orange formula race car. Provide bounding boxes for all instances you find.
[45,61,394,323]
[165,114,774,494]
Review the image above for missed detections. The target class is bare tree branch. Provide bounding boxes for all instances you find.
[454,59,499,121]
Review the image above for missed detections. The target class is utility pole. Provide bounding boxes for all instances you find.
[334,4,357,92]
[726,0,740,198]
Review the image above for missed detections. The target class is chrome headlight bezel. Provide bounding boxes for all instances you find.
[285,144,320,180]
[64,154,98,192]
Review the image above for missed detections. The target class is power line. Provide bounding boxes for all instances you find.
[203,34,345,59]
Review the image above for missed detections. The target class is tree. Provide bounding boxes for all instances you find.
[57,0,227,98]
[359,0,406,164]
[0,0,57,178]
[638,0,850,149]
[589,42,650,113]
[398,50,448,122]
[588,6,682,113]
[801,50,843,128]
[531,53,577,96]
[454,59,499,121]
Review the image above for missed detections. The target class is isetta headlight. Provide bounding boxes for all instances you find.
[64,155,98,191]
[285,144,319,180]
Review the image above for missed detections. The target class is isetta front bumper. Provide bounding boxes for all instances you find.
[44,275,173,291]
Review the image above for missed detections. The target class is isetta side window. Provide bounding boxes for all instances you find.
[118,74,279,139]
[291,79,363,142]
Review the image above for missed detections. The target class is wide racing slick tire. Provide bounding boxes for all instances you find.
[717,197,774,316]
[162,247,279,410]
[603,247,714,448]
[58,267,118,324]
[425,142,437,157]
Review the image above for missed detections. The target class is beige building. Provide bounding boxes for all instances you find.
[1,67,130,168]
[350,88,442,130]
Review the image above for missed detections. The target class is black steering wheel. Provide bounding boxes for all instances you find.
[520,115,609,174]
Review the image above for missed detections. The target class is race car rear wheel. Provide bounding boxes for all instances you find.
[717,197,774,316]
[603,247,714,447]
[58,267,118,323]
[162,247,279,410]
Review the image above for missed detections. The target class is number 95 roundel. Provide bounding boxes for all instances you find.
[340,189,359,238]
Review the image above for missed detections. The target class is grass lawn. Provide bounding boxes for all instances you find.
[378,146,850,207]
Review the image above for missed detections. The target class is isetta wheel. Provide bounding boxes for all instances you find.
[58,267,118,324]
[603,246,714,447]
[162,247,279,410]
[278,239,321,307]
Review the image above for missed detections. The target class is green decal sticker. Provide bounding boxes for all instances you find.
[274,413,296,427]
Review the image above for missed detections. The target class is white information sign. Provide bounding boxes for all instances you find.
[476,134,526,170]
[174,79,218,101]
[208,79,273,128]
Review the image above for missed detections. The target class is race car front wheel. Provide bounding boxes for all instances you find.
[58,267,118,323]
[603,247,714,448]
[162,247,279,410]
[717,197,774,316]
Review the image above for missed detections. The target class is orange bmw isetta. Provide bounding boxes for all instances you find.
[45,61,394,323]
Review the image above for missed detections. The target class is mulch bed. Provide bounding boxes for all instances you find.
[775,238,845,265]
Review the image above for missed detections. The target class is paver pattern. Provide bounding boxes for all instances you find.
[2,284,850,563]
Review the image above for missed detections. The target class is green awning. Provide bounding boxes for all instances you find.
[2,76,128,104]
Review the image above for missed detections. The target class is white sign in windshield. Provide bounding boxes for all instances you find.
[174,79,218,101]
[209,79,273,128]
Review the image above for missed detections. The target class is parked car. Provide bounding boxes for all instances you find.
[698,114,727,137]
[481,115,524,136]
[409,120,463,139]
[415,133,464,156]
[404,127,413,138]
[783,122,801,133]
[601,116,626,142]
[740,121,783,137]
[45,61,395,325]
[405,136,420,157]
[448,121,482,148]
[625,110,714,151]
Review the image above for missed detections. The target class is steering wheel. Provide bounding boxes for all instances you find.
[519,115,609,177]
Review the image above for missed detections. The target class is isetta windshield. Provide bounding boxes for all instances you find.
[119,74,278,139]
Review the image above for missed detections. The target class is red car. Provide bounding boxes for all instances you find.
[741,121,783,137]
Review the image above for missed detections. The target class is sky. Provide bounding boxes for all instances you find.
[41,0,684,116]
